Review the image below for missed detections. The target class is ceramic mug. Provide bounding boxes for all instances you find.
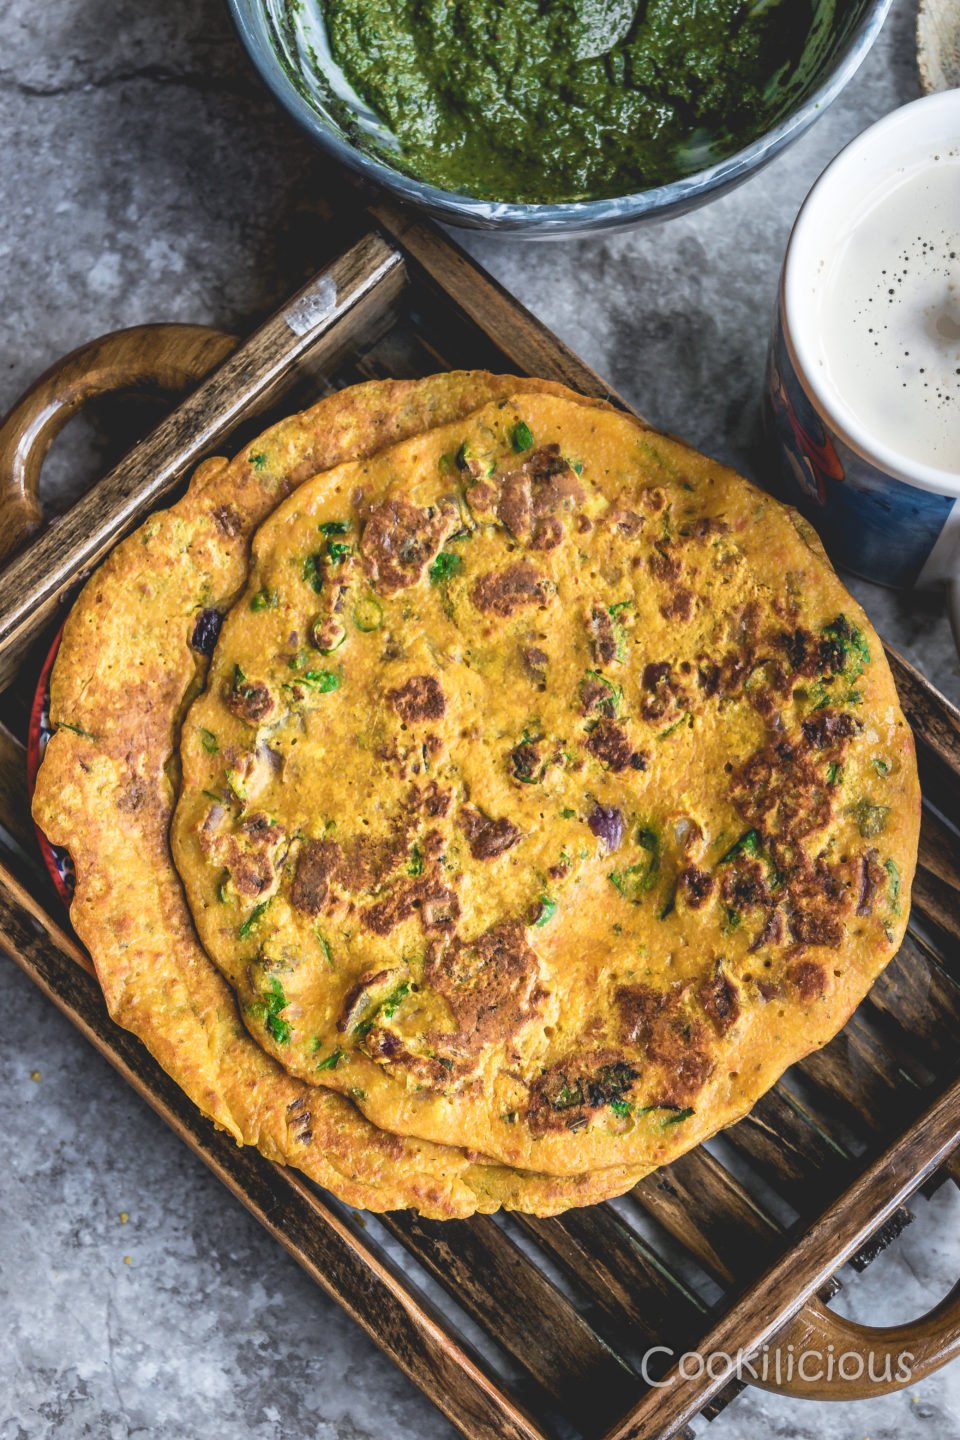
[765,91,960,637]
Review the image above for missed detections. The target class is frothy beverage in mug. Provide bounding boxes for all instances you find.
[818,152,960,472]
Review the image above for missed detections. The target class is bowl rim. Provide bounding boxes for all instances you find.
[225,0,894,230]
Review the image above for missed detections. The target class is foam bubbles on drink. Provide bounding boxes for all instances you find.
[819,153,960,472]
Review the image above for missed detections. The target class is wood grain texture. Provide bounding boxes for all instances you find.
[724,1084,918,1275]
[725,1083,852,1210]
[383,1211,637,1433]
[912,808,960,958]
[801,938,960,1209]
[0,721,32,851]
[518,1204,706,1342]
[798,1010,922,1134]
[632,1149,782,1288]
[869,933,960,1059]
[757,1276,960,1401]
[887,645,960,770]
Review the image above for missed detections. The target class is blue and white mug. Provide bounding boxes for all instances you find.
[765,92,960,635]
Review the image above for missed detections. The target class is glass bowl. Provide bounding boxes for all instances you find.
[226,0,893,237]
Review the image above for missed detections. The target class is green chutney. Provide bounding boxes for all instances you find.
[318,0,811,203]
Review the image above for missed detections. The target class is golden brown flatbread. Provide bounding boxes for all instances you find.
[173,392,920,1177]
[32,372,650,1216]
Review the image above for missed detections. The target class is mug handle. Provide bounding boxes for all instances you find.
[0,323,238,565]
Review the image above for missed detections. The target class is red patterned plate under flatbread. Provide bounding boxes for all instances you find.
[26,627,74,905]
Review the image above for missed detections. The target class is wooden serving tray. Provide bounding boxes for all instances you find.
[2,207,960,1440]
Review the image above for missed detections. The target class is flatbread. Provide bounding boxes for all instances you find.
[32,372,649,1216]
[173,392,920,1177]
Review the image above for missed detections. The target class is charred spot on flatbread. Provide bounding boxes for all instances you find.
[457,807,522,860]
[388,675,446,723]
[362,498,457,592]
[472,561,548,616]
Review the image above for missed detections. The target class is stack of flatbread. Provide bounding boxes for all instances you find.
[33,373,920,1217]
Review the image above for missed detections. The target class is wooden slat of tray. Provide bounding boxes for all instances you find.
[716,1083,923,1278]
[3,211,960,1440]
[382,1212,638,1431]
[870,933,960,1057]
[798,946,960,1133]
[725,1084,851,1209]
[517,1204,707,1341]
[798,1010,924,1133]
[632,1149,782,1288]
[912,812,960,962]
[0,720,31,851]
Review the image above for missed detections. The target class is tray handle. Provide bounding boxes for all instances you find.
[756,1281,960,1399]
[0,323,238,565]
